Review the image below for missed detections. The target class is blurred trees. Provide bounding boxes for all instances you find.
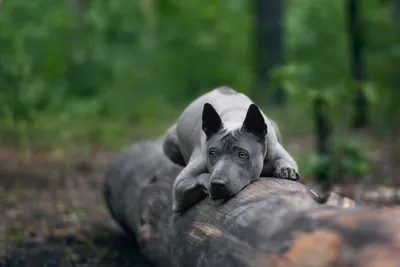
[347,0,368,129]
[253,0,285,105]
[0,0,399,148]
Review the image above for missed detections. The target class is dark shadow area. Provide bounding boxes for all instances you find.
[0,152,155,267]
[3,223,154,267]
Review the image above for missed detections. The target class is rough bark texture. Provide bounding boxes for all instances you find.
[104,140,400,267]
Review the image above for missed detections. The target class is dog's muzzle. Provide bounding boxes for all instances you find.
[209,179,231,200]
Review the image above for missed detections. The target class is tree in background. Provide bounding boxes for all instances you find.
[392,0,400,97]
[309,94,334,203]
[348,0,368,129]
[387,0,400,139]
[253,0,285,106]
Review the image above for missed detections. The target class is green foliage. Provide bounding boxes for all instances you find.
[335,137,372,177]
[0,0,253,148]
[0,0,399,150]
[301,153,333,182]
[301,137,373,184]
[279,0,399,130]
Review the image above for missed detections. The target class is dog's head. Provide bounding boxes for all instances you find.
[202,103,268,200]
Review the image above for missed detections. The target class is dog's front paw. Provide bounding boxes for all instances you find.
[197,173,211,195]
[273,167,300,181]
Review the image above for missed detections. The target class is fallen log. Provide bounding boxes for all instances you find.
[104,139,400,267]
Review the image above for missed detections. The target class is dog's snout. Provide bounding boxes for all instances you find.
[210,179,229,199]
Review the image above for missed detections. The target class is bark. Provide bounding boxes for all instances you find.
[104,140,400,267]
[347,0,368,129]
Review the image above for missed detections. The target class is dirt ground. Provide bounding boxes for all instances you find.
[1,135,400,267]
[0,149,154,267]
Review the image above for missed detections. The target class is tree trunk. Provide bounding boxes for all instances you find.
[348,0,368,129]
[104,139,400,267]
[310,95,334,203]
[390,0,400,123]
[314,96,333,157]
[253,0,285,105]
[67,0,92,96]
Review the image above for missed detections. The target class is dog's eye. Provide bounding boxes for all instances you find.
[209,151,217,159]
[238,151,248,159]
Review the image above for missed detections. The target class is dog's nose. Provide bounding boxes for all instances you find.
[211,180,225,190]
[210,180,228,199]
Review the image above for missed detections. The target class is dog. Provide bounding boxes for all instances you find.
[163,86,300,212]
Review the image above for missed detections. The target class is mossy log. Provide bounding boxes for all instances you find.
[104,140,400,267]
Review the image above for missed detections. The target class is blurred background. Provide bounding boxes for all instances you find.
[1,0,400,266]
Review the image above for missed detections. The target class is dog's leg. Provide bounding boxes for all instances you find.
[172,154,209,212]
[162,123,186,167]
[261,143,300,181]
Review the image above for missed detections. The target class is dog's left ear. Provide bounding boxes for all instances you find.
[241,104,267,138]
[202,103,223,138]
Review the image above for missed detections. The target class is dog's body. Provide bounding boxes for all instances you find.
[163,87,300,212]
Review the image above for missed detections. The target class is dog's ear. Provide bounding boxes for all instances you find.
[202,103,222,138]
[241,104,267,138]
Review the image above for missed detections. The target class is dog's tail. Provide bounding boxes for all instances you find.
[162,123,186,167]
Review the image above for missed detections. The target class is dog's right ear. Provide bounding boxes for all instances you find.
[202,103,222,138]
[241,104,267,139]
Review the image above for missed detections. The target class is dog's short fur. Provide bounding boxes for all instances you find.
[163,87,300,212]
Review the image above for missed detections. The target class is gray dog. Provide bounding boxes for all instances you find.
[163,87,300,212]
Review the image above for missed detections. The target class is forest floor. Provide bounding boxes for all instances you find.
[1,134,400,267]
[0,147,154,267]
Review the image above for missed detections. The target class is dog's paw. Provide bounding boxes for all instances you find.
[273,167,300,180]
[197,173,211,195]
